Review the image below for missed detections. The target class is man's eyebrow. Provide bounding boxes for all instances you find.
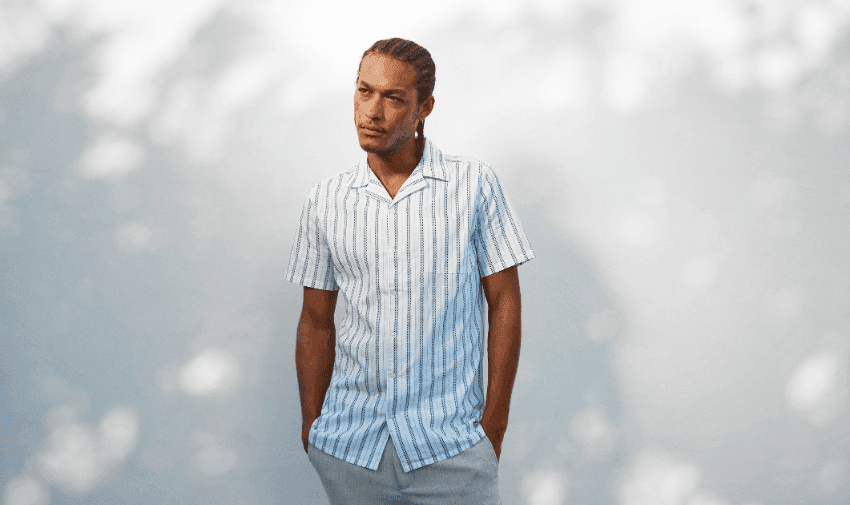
[357,81,408,95]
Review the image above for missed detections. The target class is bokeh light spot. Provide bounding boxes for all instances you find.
[522,469,567,505]
[99,407,141,461]
[619,450,701,505]
[786,348,845,426]
[179,348,240,396]
[532,49,589,111]
[795,3,838,63]
[3,475,49,505]
[613,209,659,247]
[34,404,140,496]
[36,422,102,494]
[606,53,648,112]
[755,46,801,91]
[570,405,616,461]
[114,221,153,252]
[77,133,145,180]
[0,3,51,76]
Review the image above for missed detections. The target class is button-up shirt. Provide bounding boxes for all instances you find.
[285,138,534,472]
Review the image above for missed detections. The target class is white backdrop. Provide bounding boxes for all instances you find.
[2,1,849,504]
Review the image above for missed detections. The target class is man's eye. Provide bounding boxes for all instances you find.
[389,96,402,102]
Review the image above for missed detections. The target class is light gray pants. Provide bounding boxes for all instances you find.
[307,436,501,505]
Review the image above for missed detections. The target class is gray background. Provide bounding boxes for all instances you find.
[2,1,849,504]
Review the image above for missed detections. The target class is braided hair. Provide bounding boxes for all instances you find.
[359,38,436,153]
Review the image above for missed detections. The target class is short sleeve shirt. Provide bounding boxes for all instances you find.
[285,138,534,472]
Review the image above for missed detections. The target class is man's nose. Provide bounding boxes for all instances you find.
[365,96,383,119]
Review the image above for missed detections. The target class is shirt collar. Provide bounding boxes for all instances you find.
[350,138,447,188]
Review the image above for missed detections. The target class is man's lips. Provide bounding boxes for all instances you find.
[359,126,385,135]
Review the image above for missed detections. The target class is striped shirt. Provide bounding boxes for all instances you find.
[285,138,534,472]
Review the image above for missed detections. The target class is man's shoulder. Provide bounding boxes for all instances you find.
[441,151,486,167]
[439,151,496,180]
[303,163,360,199]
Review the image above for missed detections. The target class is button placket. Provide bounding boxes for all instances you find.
[383,203,398,389]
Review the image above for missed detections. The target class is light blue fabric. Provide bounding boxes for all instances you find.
[307,436,501,505]
[287,139,533,472]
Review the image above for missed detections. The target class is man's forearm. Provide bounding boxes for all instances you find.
[295,317,336,423]
[481,290,522,437]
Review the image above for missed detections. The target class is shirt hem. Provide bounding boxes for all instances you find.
[399,431,486,472]
[310,427,487,474]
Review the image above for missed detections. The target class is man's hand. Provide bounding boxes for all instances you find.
[481,416,506,461]
[302,417,315,454]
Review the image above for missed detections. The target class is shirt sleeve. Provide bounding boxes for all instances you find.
[473,164,535,277]
[285,184,339,290]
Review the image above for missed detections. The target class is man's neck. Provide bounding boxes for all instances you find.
[367,137,424,181]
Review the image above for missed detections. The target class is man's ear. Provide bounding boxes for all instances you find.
[418,95,435,122]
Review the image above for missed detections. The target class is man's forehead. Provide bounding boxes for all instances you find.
[358,53,416,92]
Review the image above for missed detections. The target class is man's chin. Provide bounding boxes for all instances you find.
[358,138,388,154]
[358,135,412,155]
[359,143,383,154]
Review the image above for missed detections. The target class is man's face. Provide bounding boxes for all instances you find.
[354,53,422,154]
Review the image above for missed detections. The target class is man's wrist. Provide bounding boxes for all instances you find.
[481,402,509,421]
[481,411,509,433]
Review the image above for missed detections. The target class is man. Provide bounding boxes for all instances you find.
[286,37,534,505]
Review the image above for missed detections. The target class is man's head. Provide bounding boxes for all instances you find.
[354,38,435,155]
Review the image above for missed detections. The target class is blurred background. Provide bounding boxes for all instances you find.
[1,0,849,504]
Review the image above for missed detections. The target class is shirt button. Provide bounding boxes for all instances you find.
[389,372,396,379]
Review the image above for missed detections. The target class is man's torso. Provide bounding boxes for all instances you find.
[286,139,533,472]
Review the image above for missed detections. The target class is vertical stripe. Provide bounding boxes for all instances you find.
[417,188,435,460]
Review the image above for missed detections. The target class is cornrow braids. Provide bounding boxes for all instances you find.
[360,37,435,152]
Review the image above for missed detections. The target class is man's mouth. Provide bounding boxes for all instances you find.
[360,126,385,136]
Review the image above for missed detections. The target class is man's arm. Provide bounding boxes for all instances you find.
[480,265,522,462]
[296,286,338,454]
